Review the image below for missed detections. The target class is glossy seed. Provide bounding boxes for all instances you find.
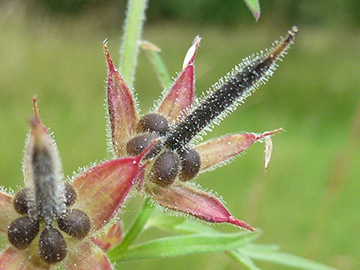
[126,133,157,156]
[149,151,180,187]
[8,216,39,249]
[136,113,169,136]
[39,227,67,264]
[179,148,201,181]
[57,209,90,239]
[64,183,77,207]
[13,188,32,215]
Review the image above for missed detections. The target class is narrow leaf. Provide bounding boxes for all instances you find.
[228,249,260,270]
[141,40,171,88]
[241,245,337,270]
[243,0,261,21]
[115,198,155,250]
[108,231,259,262]
[148,214,217,234]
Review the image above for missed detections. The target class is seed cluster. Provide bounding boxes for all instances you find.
[126,113,201,187]
[8,183,90,264]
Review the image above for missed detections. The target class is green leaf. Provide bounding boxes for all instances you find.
[228,249,260,270]
[243,0,261,21]
[148,214,217,234]
[112,198,155,251]
[241,244,337,270]
[141,41,172,88]
[108,230,259,262]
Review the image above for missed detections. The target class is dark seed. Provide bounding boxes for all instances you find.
[8,216,39,249]
[126,133,157,156]
[39,227,67,264]
[57,209,90,239]
[13,188,32,215]
[136,113,169,136]
[149,151,180,187]
[64,183,77,207]
[179,148,201,181]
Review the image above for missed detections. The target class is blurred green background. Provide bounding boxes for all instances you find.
[0,0,359,269]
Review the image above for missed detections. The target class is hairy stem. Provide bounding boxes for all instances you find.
[120,0,148,87]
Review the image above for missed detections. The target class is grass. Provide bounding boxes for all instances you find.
[0,6,359,270]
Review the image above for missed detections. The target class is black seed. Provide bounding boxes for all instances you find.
[39,227,67,264]
[126,133,157,156]
[149,151,180,187]
[136,113,169,136]
[57,209,90,239]
[64,183,77,207]
[179,148,201,181]
[13,188,32,215]
[8,216,39,249]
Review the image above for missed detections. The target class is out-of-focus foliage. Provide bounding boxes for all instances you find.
[24,0,360,26]
[0,1,359,269]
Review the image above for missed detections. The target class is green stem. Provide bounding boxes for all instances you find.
[144,49,172,88]
[108,197,155,258]
[120,0,148,87]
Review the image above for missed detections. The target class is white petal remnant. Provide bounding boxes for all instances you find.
[264,136,273,170]
[182,35,201,69]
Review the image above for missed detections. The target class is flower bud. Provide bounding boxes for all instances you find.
[149,151,180,187]
[136,113,169,136]
[7,216,39,249]
[57,209,90,240]
[39,227,67,264]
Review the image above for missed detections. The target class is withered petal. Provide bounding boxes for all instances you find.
[195,129,283,172]
[61,239,112,270]
[147,182,254,231]
[104,42,138,157]
[157,37,200,121]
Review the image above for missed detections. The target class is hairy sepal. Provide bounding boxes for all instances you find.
[0,191,18,233]
[146,182,254,231]
[104,41,138,157]
[195,129,283,172]
[156,36,200,121]
[72,157,141,232]
[92,218,123,252]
